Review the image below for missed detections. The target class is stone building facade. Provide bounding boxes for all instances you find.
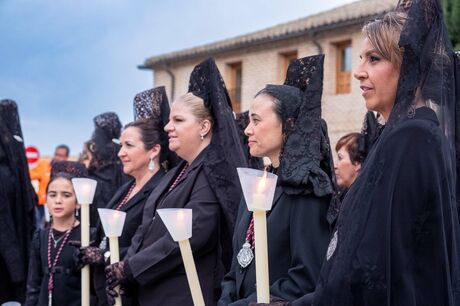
[140,0,396,149]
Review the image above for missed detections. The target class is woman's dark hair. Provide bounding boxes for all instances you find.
[335,133,363,165]
[124,118,168,164]
[255,89,283,122]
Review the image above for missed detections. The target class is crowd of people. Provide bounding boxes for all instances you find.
[0,0,459,305]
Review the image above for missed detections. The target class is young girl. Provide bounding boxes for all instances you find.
[25,162,87,306]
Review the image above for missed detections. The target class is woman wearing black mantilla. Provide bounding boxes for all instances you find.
[103,58,247,306]
[292,0,460,305]
[87,112,129,227]
[77,86,173,306]
[219,55,336,305]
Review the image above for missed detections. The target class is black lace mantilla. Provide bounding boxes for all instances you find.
[0,99,23,140]
[51,160,88,178]
[90,112,122,170]
[261,55,335,197]
[132,86,178,169]
[0,99,36,283]
[133,86,169,124]
[187,58,248,268]
[358,112,384,162]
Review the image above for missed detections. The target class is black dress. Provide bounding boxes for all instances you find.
[296,108,460,306]
[218,184,330,305]
[25,225,82,306]
[92,171,165,306]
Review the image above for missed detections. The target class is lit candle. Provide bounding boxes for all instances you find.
[98,209,126,306]
[252,170,268,210]
[236,168,277,303]
[157,209,204,306]
[252,171,270,303]
[174,210,188,240]
[72,178,97,306]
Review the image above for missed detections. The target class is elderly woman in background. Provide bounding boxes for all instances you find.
[334,133,363,190]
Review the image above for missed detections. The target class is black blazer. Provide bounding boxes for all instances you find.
[125,148,227,306]
[218,186,331,305]
[93,170,165,306]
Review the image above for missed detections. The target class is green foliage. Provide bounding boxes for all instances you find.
[444,0,460,50]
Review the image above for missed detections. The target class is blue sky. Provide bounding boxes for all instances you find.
[0,0,355,156]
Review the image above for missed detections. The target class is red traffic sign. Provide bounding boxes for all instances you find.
[26,146,40,164]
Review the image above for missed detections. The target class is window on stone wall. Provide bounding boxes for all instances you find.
[227,62,242,112]
[336,41,352,94]
[279,50,298,82]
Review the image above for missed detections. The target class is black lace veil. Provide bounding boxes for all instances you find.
[385,0,459,198]
[0,99,36,288]
[259,55,335,197]
[187,58,248,267]
[311,1,460,303]
[89,112,122,170]
[358,111,384,161]
[133,86,178,169]
[133,86,169,124]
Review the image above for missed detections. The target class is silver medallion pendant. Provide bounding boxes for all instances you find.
[237,241,254,269]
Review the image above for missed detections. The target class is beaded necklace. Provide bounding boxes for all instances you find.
[115,182,136,210]
[47,220,76,306]
[168,163,189,192]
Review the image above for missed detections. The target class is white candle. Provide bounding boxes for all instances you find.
[253,170,270,303]
[178,239,205,306]
[81,204,90,306]
[98,208,126,306]
[109,237,122,306]
[72,178,97,306]
[157,209,204,305]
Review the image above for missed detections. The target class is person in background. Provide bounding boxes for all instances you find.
[53,144,70,162]
[87,112,129,227]
[78,141,93,169]
[335,111,383,193]
[334,133,362,190]
[0,99,37,304]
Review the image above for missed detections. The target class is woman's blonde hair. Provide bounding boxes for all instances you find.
[363,11,408,68]
[174,92,214,126]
